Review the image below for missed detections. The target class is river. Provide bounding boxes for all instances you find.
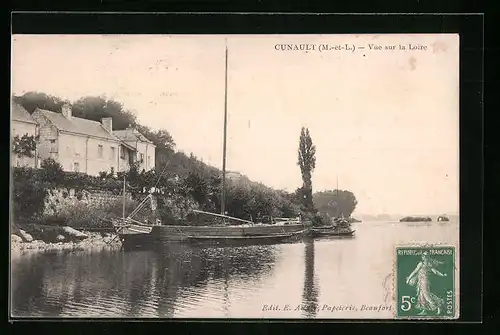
[11,221,459,319]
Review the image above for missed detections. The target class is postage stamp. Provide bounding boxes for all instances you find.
[395,246,456,319]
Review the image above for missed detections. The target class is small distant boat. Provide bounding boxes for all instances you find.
[310,223,355,238]
[334,217,350,225]
[437,215,450,222]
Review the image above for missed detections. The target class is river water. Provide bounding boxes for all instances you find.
[11,221,459,319]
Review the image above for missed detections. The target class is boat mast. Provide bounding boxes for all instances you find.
[122,173,126,224]
[221,42,228,215]
[336,175,339,218]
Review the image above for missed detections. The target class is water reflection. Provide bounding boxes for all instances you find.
[301,239,319,318]
[11,222,460,318]
[153,243,278,317]
[11,243,278,318]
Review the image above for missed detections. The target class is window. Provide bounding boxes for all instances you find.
[49,139,57,153]
[140,153,144,162]
[74,162,80,172]
[98,145,103,158]
[120,146,125,159]
[147,156,150,166]
[110,147,116,160]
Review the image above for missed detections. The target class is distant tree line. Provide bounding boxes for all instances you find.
[313,190,358,218]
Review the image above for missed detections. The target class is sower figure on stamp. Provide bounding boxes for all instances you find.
[406,251,447,316]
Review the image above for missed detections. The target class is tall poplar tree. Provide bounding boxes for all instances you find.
[297,127,316,212]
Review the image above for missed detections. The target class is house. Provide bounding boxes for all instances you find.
[114,127,156,172]
[226,171,245,180]
[11,101,38,168]
[31,104,139,176]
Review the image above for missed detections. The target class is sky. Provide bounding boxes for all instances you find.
[11,34,459,216]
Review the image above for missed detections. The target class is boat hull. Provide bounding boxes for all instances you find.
[186,229,307,246]
[119,232,155,250]
[310,228,355,238]
[152,223,309,243]
[115,220,311,249]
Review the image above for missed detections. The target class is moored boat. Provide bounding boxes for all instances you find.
[310,225,355,238]
[152,210,311,243]
[310,227,355,237]
[114,211,311,247]
[309,212,355,238]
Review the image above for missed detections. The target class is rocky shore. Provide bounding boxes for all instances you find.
[11,225,122,253]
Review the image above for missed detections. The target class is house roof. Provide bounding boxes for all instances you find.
[114,128,154,144]
[120,141,137,151]
[12,102,37,124]
[36,108,118,141]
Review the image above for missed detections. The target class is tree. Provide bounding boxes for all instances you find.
[12,134,37,157]
[297,127,316,212]
[184,171,210,205]
[40,158,64,182]
[313,190,358,218]
[72,96,137,130]
[135,125,175,151]
[12,167,48,221]
[13,92,68,113]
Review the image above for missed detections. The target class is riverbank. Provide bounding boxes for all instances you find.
[11,229,122,253]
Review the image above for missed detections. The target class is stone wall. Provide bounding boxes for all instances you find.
[43,187,133,216]
[41,187,200,225]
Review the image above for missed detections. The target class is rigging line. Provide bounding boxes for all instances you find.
[127,194,151,219]
[153,158,171,189]
[127,158,171,219]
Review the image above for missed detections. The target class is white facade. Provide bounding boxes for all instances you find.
[57,132,122,176]
[114,127,156,172]
[11,120,38,168]
[11,103,38,168]
[135,140,156,172]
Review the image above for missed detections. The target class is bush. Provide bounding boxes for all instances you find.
[312,212,333,226]
[39,198,146,229]
[40,158,64,182]
[12,167,48,221]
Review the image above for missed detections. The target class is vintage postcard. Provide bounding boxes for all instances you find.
[10,33,459,319]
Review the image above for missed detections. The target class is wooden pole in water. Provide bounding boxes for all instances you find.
[221,43,228,216]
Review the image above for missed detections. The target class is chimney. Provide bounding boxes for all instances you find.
[61,103,72,119]
[101,117,113,133]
